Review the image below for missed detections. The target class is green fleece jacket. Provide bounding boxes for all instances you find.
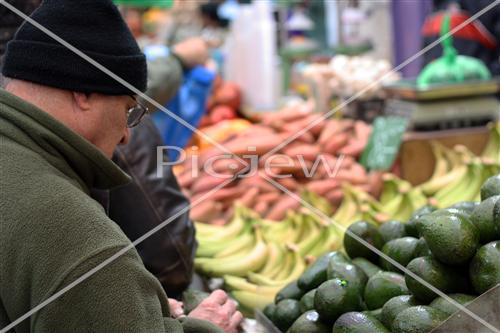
[0,89,223,333]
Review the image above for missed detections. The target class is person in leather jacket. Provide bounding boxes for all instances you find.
[1,1,207,299]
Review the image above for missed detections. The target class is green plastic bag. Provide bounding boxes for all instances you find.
[417,14,491,88]
[113,0,173,8]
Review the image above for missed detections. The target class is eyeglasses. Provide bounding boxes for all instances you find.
[127,96,148,128]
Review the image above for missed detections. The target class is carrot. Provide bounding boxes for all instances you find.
[305,179,340,196]
[283,144,321,162]
[265,195,301,221]
[191,174,233,194]
[322,133,349,155]
[190,200,223,223]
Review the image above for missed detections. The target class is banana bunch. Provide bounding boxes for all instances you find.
[416,143,500,208]
[380,174,428,221]
[482,121,500,165]
[195,205,341,311]
[332,183,388,226]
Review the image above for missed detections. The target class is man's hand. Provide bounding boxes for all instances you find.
[172,37,209,69]
[188,290,243,333]
[168,298,185,318]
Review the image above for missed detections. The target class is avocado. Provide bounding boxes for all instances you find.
[332,312,390,333]
[421,211,479,265]
[469,241,500,294]
[364,271,409,310]
[272,299,302,332]
[182,289,210,314]
[381,295,421,329]
[450,201,480,215]
[495,200,500,235]
[391,306,449,333]
[406,205,437,237]
[379,220,407,243]
[299,289,316,313]
[429,293,476,316]
[380,237,419,272]
[352,257,383,278]
[298,251,349,292]
[263,303,276,322]
[288,310,329,333]
[327,260,368,293]
[363,308,383,322]
[405,256,470,302]
[481,174,500,200]
[470,195,500,243]
[415,237,432,257]
[344,221,384,263]
[314,278,363,323]
[275,280,304,303]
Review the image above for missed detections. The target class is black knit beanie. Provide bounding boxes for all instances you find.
[2,0,147,95]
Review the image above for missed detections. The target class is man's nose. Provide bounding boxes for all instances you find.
[120,127,130,145]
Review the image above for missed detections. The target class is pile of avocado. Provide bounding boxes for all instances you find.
[262,175,500,333]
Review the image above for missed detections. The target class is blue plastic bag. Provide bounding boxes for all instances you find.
[152,66,215,161]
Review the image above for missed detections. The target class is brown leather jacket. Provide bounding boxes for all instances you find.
[93,116,197,298]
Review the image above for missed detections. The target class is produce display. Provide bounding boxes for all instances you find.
[302,55,400,99]
[179,103,379,224]
[261,174,500,333]
[194,199,341,313]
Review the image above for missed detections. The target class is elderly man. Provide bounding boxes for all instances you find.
[0,0,241,332]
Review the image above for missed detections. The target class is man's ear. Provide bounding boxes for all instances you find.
[72,92,92,111]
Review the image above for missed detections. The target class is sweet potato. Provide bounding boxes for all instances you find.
[265,195,301,221]
[279,130,315,145]
[322,133,349,155]
[276,177,299,191]
[325,188,344,206]
[318,120,341,145]
[259,106,311,127]
[177,170,196,189]
[238,172,279,193]
[354,120,372,141]
[235,187,260,207]
[208,157,247,175]
[366,171,384,199]
[190,200,223,223]
[254,201,270,216]
[191,174,234,194]
[282,144,321,162]
[259,191,282,204]
[338,140,366,157]
[335,166,368,185]
[305,179,340,196]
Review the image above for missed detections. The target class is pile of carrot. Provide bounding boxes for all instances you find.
[177,102,383,224]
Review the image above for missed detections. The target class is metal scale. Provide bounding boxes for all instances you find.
[383,79,499,131]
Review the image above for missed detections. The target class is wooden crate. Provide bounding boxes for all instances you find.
[399,126,490,186]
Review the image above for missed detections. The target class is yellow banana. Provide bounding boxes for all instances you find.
[258,242,286,277]
[213,231,255,259]
[232,290,276,312]
[195,229,268,277]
